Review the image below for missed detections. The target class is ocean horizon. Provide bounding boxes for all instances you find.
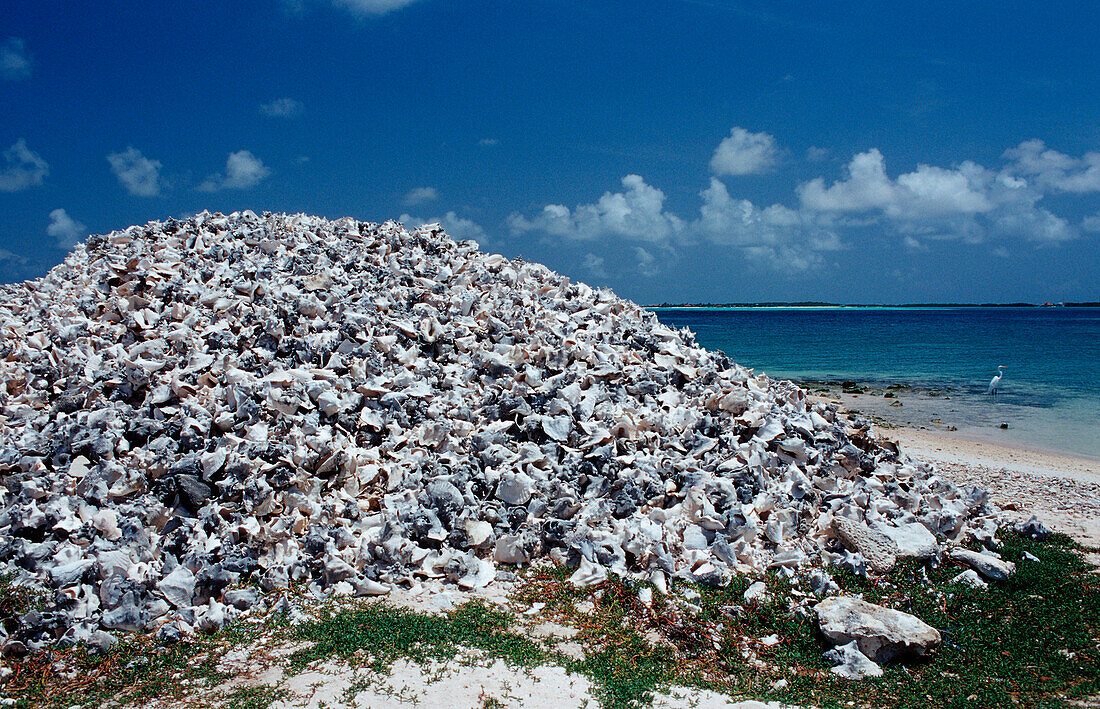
[651,306,1100,460]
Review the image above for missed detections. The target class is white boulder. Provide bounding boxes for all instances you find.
[815,595,941,662]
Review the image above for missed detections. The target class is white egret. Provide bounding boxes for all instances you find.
[988,365,1007,396]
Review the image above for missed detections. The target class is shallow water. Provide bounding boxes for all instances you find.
[651,307,1100,459]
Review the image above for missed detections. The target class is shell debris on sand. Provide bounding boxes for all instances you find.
[0,211,1007,654]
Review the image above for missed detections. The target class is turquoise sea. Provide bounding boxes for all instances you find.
[650,307,1100,460]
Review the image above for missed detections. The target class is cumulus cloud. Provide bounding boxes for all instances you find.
[698,178,798,244]
[581,253,606,278]
[511,132,1093,279]
[107,147,163,197]
[798,148,1074,244]
[1003,139,1100,193]
[508,175,685,244]
[403,186,438,206]
[805,146,829,162]
[198,150,271,192]
[893,163,994,217]
[332,0,422,15]
[991,201,1075,243]
[511,173,834,274]
[0,38,31,80]
[47,209,86,249]
[710,127,779,176]
[798,149,895,212]
[399,211,490,247]
[633,247,658,276]
[479,138,499,147]
[260,97,303,117]
[0,140,48,192]
[695,178,837,270]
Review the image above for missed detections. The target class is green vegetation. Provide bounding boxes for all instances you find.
[2,532,1097,709]
[288,599,546,673]
[0,571,44,621]
[510,532,1100,708]
[820,533,1100,708]
[223,684,282,709]
[3,632,231,709]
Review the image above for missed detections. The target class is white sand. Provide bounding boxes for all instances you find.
[813,391,1100,548]
[160,632,799,709]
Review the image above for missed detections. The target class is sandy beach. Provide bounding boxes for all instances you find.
[813,388,1100,549]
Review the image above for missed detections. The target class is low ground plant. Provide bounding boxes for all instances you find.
[2,531,1096,708]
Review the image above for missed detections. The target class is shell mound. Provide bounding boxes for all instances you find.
[0,211,998,650]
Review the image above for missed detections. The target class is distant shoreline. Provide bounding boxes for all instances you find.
[804,380,1100,465]
[646,302,1100,309]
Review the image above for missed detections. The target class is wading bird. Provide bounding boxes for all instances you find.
[988,365,1007,396]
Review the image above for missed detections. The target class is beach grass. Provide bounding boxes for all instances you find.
[2,531,1097,709]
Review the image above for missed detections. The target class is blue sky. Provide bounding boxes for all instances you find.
[2,0,1099,303]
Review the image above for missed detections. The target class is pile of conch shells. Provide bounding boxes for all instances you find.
[0,211,1000,652]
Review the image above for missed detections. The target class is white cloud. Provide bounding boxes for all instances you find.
[260,97,303,117]
[695,178,836,271]
[697,178,795,244]
[0,38,31,80]
[332,0,422,15]
[634,247,658,276]
[798,148,1073,244]
[893,163,993,217]
[511,174,835,274]
[992,202,1075,243]
[798,149,896,212]
[223,151,271,189]
[0,140,48,192]
[581,253,606,278]
[508,174,685,244]
[47,209,86,249]
[399,211,490,247]
[805,146,829,162]
[1003,139,1100,193]
[710,127,779,176]
[510,134,1093,280]
[198,150,271,192]
[107,147,163,197]
[479,138,499,147]
[403,186,439,206]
